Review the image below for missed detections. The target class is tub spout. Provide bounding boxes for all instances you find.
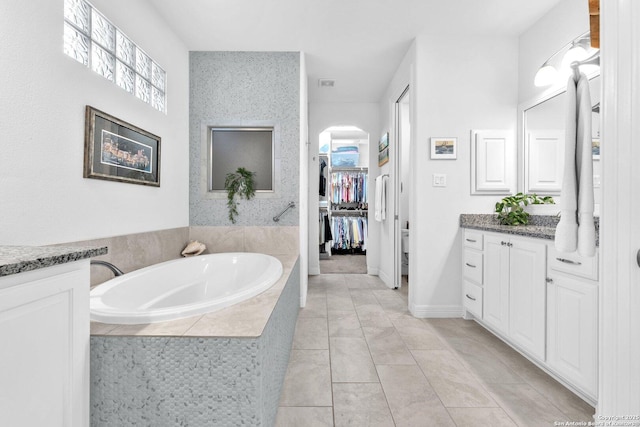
[91,260,124,277]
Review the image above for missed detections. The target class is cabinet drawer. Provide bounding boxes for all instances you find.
[463,230,483,250]
[548,246,598,280]
[463,280,483,318]
[463,249,483,284]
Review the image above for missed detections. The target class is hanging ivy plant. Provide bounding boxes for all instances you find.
[224,167,256,224]
[495,193,555,226]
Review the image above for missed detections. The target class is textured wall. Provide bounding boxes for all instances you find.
[189,51,300,226]
[90,258,300,425]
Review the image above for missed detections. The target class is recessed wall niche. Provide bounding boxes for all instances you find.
[208,127,275,192]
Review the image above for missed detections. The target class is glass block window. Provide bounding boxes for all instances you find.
[63,0,166,113]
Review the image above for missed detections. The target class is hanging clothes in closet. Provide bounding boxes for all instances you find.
[319,211,333,254]
[331,216,368,252]
[319,158,328,197]
[330,172,368,206]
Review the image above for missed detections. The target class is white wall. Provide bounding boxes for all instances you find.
[379,35,519,315]
[518,0,590,105]
[377,42,415,288]
[307,102,380,275]
[0,0,190,245]
[299,52,309,306]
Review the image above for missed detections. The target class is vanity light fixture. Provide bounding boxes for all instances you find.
[534,31,600,87]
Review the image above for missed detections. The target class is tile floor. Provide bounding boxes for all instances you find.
[275,274,595,427]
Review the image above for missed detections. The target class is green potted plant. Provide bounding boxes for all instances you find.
[224,167,256,224]
[495,193,555,226]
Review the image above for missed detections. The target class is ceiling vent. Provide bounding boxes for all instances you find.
[318,78,335,88]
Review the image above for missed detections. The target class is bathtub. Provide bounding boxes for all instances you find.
[90,252,283,324]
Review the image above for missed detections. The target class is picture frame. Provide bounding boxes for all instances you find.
[378,132,389,152]
[378,147,389,166]
[592,138,600,160]
[84,106,161,187]
[430,137,457,160]
[378,132,390,166]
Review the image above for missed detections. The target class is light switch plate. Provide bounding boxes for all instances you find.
[433,173,447,187]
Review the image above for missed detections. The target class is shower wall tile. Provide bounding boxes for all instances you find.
[189,51,300,227]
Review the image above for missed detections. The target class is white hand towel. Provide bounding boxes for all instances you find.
[576,73,596,257]
[374,175,386,222]
[555,75,579,253]
[555,72,596,256]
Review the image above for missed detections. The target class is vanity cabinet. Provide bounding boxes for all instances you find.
[483,232,546,360]
[546,247,598,400]
[462,230,484,318]
[0,261,90,427]
[461,227,599,405]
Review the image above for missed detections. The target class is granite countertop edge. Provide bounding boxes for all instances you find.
[0,245,109,277]
[460,214,600,246]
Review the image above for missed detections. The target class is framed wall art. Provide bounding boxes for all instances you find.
[84,106,161,186]
[430,137,457,160]
[378,132,389,166]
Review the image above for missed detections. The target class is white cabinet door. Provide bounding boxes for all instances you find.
[0,262,89,427]
[547,273,598,399]
[525,130,564,194]
[508,237,547,360]
[471,130,516,195]
[483,234,510,335]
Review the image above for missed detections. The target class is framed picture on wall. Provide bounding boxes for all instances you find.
[430,137,457,160]
[84,106,161,187]
[378,132,390,166]
[592,138,600,160]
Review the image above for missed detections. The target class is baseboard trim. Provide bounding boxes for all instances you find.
[378,269,392,288]
[409,303,463,318]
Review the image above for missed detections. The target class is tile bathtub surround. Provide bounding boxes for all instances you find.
[189,225,299,255]
[90,254,298,338]
[91,258,300,427]
[460,214,600,245]
[276,273,595,426]
[0,245,107,276]
[59,227,189,286]
[61,225,297,286]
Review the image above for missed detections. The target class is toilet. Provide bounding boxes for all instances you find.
[401,228,409,275]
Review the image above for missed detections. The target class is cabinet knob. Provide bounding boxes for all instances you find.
[501,241,506,246]
[546,277,554,284]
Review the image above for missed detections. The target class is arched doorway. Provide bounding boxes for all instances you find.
[314,125,370,274]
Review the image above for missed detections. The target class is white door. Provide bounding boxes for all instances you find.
[483,234,510,335]
[600,0,640,415]
[508,237,546,360]
[394,86,410,289]
[471,130,516,194]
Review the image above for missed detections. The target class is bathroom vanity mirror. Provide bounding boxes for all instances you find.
[520,76,601,203]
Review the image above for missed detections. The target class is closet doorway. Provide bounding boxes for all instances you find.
[395,87,411,291]
[318,126,370,274]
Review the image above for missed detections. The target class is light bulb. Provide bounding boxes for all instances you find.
[534,64,558,87]
[561,44,589,69]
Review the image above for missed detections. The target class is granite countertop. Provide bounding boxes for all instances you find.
[460,214,600,246]
[0,245,108,277]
